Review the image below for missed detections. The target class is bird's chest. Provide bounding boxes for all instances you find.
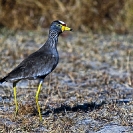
[38,48,59,66]
[40,52,59,64]
[52,53,59,64]
[50,49,59,61]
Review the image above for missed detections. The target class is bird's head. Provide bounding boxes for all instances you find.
[50,20,72,34]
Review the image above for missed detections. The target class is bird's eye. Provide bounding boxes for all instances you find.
[57,24,62,27]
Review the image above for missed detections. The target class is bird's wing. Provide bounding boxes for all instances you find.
[5,50,58,82]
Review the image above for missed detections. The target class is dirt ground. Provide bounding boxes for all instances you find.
[0,29,133,132]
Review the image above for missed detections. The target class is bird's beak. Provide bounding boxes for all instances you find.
[61,25,72,32]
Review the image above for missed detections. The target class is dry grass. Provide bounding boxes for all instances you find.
[0,0,133,33]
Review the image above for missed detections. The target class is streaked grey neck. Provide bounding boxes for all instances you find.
[45,30,59,48]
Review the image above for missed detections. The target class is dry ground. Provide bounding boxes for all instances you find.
[0,29,133,132]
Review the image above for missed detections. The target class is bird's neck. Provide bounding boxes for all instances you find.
[46,30,60,48]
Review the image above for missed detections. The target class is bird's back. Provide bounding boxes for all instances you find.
[3,44,59,82]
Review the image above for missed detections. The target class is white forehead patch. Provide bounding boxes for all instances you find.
[59,20,66,25]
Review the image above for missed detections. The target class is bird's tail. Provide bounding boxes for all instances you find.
[0,76,7,84]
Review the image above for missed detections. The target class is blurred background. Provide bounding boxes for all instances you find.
[0,0,133,33]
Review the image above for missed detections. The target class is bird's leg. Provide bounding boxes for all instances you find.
[13,81,18,116]
[36,79,43,121]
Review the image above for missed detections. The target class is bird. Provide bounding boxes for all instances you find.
[0,20,72,121]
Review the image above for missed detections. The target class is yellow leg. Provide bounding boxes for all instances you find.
[13,82,18,116]
[36,80,43,121]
